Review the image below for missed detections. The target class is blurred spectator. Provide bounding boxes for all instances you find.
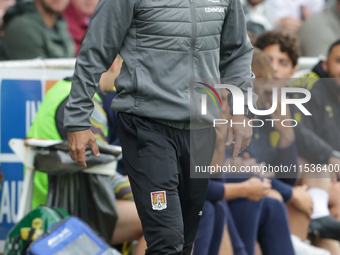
[0,0,15,28]
[62,0,99,56]
[194,87,294,255]
[0,0,75,60]
[296,40,340,254]
[27,59,146,254]
[222,47,328,255]
[257,31,340,254]
[297,0,340,57]
[288,43,336,165]
[255,31,299,78]
[254,34,335,254]
[194,178,295,255]
[267,0,325,34]
[242,0,272,35]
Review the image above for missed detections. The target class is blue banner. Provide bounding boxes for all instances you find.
[0,79,42,240]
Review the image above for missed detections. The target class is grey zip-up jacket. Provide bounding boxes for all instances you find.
[64,0,256,131]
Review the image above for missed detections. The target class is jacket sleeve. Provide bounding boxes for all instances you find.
[220,0,257,112]
[64,0,136,131]
[206,179,225,203]
[270,178,293,203]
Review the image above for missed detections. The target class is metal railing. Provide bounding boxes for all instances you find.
[0,57,321,71]
[0,58,76,69]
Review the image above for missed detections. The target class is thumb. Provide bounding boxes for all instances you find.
[302,184,308,190]
[90,139,100,157]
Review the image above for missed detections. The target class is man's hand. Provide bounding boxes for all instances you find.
[288,185,313,218]
[68,129,100,168]
[226,115,252,159]
[243,177,272,201]
[223,177,271,201]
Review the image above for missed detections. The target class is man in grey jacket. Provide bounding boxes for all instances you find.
[64,0,256,253]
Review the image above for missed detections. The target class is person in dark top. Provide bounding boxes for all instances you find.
[64,0,257,253]
[299,40,340,166]
[194,85,294,255]
[257,32,340,253]
[288,44,337,165]
[298,41,340,252]
[0,0,75,60]
[62,0,99,56]
[225,46,332,255]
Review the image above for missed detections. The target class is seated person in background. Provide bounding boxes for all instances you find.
[257,31,340,254]
[242,0,273,36]
[299,40,340,252]
[297,0,340,57]
[193,48,298,255]
[27,58,146,255]
[289,40,340,167]
[62,0,99,56]
[267,0,325,34]
[195,178,295,255]
[0,0,15,28]
[225,47,329,255]
[255,31,300,79]
[0,0,75,60]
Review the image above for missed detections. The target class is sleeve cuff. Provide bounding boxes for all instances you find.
[66,126,91,132]
[206,179,225,203]
[97,86,108,100]
[271,178,293,202]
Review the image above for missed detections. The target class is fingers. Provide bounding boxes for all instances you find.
[225,125,234,147]
[263,180,272,189]
[90,138,100,157]
[261,169,275,178]
[232,134,242,159]
[226,116,252,158]
[231,131,251,159]
[263,178,272,184]
[68,130,99,169]
[76,148,87,168]
[69,142,87,168]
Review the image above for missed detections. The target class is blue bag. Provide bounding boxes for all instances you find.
[26,217,121,255]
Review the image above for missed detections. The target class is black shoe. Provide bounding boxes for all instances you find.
[309,216,340,241]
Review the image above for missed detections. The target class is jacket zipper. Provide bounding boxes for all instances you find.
[189,0,198,120]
